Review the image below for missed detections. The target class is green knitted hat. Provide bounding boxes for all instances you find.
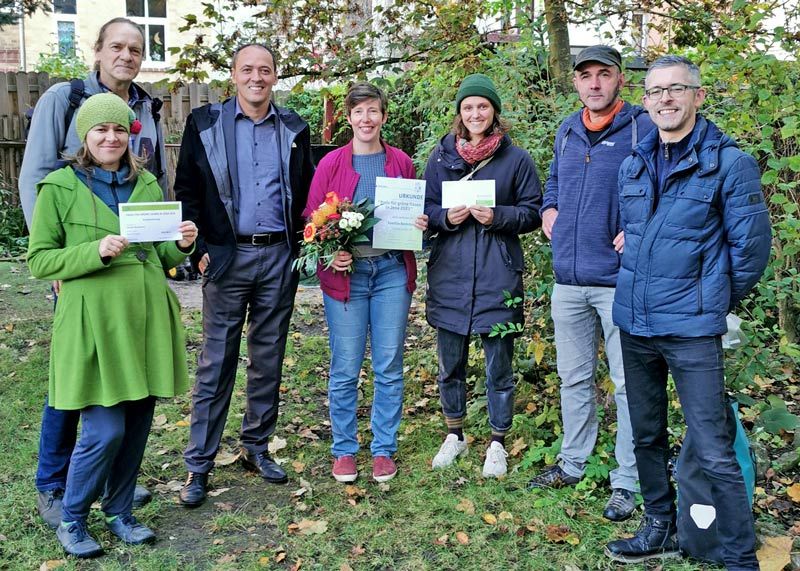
[75,93,135,141]
[455,74,502,114]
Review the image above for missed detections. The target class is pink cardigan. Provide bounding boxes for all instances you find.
[303,140,417,302]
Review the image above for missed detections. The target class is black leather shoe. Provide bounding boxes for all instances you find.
[240,448,288,483]
[604,515,680,563]
[603,488,636,522]
[527,464,580,489]
[133,484,152,509]
[38,489,64,529]
[56,521,104,558]
[179,472,208,508]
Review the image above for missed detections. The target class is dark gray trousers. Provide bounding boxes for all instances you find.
[184,242,298,474]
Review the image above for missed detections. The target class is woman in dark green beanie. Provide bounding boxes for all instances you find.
[27,93,198,558]
[424,74,543,478]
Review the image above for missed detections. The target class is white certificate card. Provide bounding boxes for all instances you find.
[119,201,183,243]
[441,179,496,208]
[372,177,426,251]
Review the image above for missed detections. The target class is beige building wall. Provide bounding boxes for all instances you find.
[7,0,203,82]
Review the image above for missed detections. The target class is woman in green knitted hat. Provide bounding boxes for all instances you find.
[424,74,543,478]
[27,93,198,558]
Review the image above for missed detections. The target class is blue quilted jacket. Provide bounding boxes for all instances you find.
[613,117,771,337]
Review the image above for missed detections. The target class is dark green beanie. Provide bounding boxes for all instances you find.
[455,74,502,114]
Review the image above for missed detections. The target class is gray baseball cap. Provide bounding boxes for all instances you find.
[574,45,622,70]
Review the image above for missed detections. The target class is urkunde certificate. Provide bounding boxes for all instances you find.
[441,179,496,208]
[372,177,425,251]
[119,201,183,243]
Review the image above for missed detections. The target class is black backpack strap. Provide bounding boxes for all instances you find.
[151,97,165,178]
[64,78,86,135]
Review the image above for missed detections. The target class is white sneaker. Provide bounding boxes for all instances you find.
[432,434,468,469]
[482,441,508,478]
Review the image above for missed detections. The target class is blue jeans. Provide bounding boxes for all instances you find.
[62,398,155,523]
[323,252,411,458]
[620,331,758,570]
[36,399,79,492]
[551,284,637,492]
[436,327,516,433]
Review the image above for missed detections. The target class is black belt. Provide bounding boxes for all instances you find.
[236,232,286,246]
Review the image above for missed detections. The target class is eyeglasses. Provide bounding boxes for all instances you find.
[644,84,701,100]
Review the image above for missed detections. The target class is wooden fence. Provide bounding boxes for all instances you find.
[0,71,232,203]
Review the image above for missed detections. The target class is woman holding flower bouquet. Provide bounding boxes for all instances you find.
[303,82,428,483]
[424,74,542,478]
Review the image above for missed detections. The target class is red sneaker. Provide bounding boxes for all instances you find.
[332,455,357,483]
[372,456,397,483]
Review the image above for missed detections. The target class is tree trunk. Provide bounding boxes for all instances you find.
[544,0,572,94]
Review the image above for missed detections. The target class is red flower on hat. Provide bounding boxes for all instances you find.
[130,119,142,135]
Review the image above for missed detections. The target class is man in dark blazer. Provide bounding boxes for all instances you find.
[174,43,313,507]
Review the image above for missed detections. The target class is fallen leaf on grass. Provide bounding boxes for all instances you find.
[207,487,230,497]
[290,519,328,535]
[787,483,800,503]
[275,550,287,562]
[217,554,236,564]
[258,556,270,567]
[344,485,365,498]
[213,538,225,545]
[175,420,190,427]
[499,511,513,521]
[152,414,167,427]
[434,534,449,545]
[455,498,475,515]
[509,437,527,457]
[215,450,240,466]
[154,480,183,493]
[290,558,303,571]
[269,436,288,454]
[455,531,469,545]
[292,460,306,473]
[545,524,580,545]
[482,513,497,525]
[214,502,234,511]
[351,545,365,556]
[340,564,354,571]
[39,561,66,571]
[378,483,391,491]
[756,535,792,571]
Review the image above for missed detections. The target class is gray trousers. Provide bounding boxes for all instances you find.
[184,242,298,474]
[551,284,638,492]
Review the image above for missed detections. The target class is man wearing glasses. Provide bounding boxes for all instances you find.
[605,55,770,568]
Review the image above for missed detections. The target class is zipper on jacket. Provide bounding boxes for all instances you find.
[696,252,704,314]
[585,153,590,163]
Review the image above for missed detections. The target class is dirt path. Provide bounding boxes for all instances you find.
[169,280,324,312]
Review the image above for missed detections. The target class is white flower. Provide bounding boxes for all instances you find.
[339,219,348,229]
[349,218,361,228]
[355,213,364,222]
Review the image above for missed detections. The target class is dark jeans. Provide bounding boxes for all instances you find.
[184,242,298,474]
[36,399,79,492]
[35,287,77,492]
[620,331,758,570]
[62,398,155,523]
[436,327,516,433]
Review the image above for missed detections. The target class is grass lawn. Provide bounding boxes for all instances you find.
[0,260,789,570]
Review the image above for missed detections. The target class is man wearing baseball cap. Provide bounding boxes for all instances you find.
[527,46,654,522]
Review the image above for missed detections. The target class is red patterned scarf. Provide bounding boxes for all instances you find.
[456,132,503,164]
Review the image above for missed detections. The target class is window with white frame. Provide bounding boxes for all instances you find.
[126,0,167,64]
[53,0,77,57]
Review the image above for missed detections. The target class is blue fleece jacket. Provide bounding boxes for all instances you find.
[542,102,655,286]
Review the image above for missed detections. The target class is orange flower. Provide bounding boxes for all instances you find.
[312,203,337,226]
[324,191,340,208]
[303,222,317,242]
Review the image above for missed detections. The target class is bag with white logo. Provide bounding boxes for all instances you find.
[675,398,755,563]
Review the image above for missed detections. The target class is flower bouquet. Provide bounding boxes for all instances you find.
[294,191,379,275]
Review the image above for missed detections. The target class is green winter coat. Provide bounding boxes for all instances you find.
[27,166,191,410]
